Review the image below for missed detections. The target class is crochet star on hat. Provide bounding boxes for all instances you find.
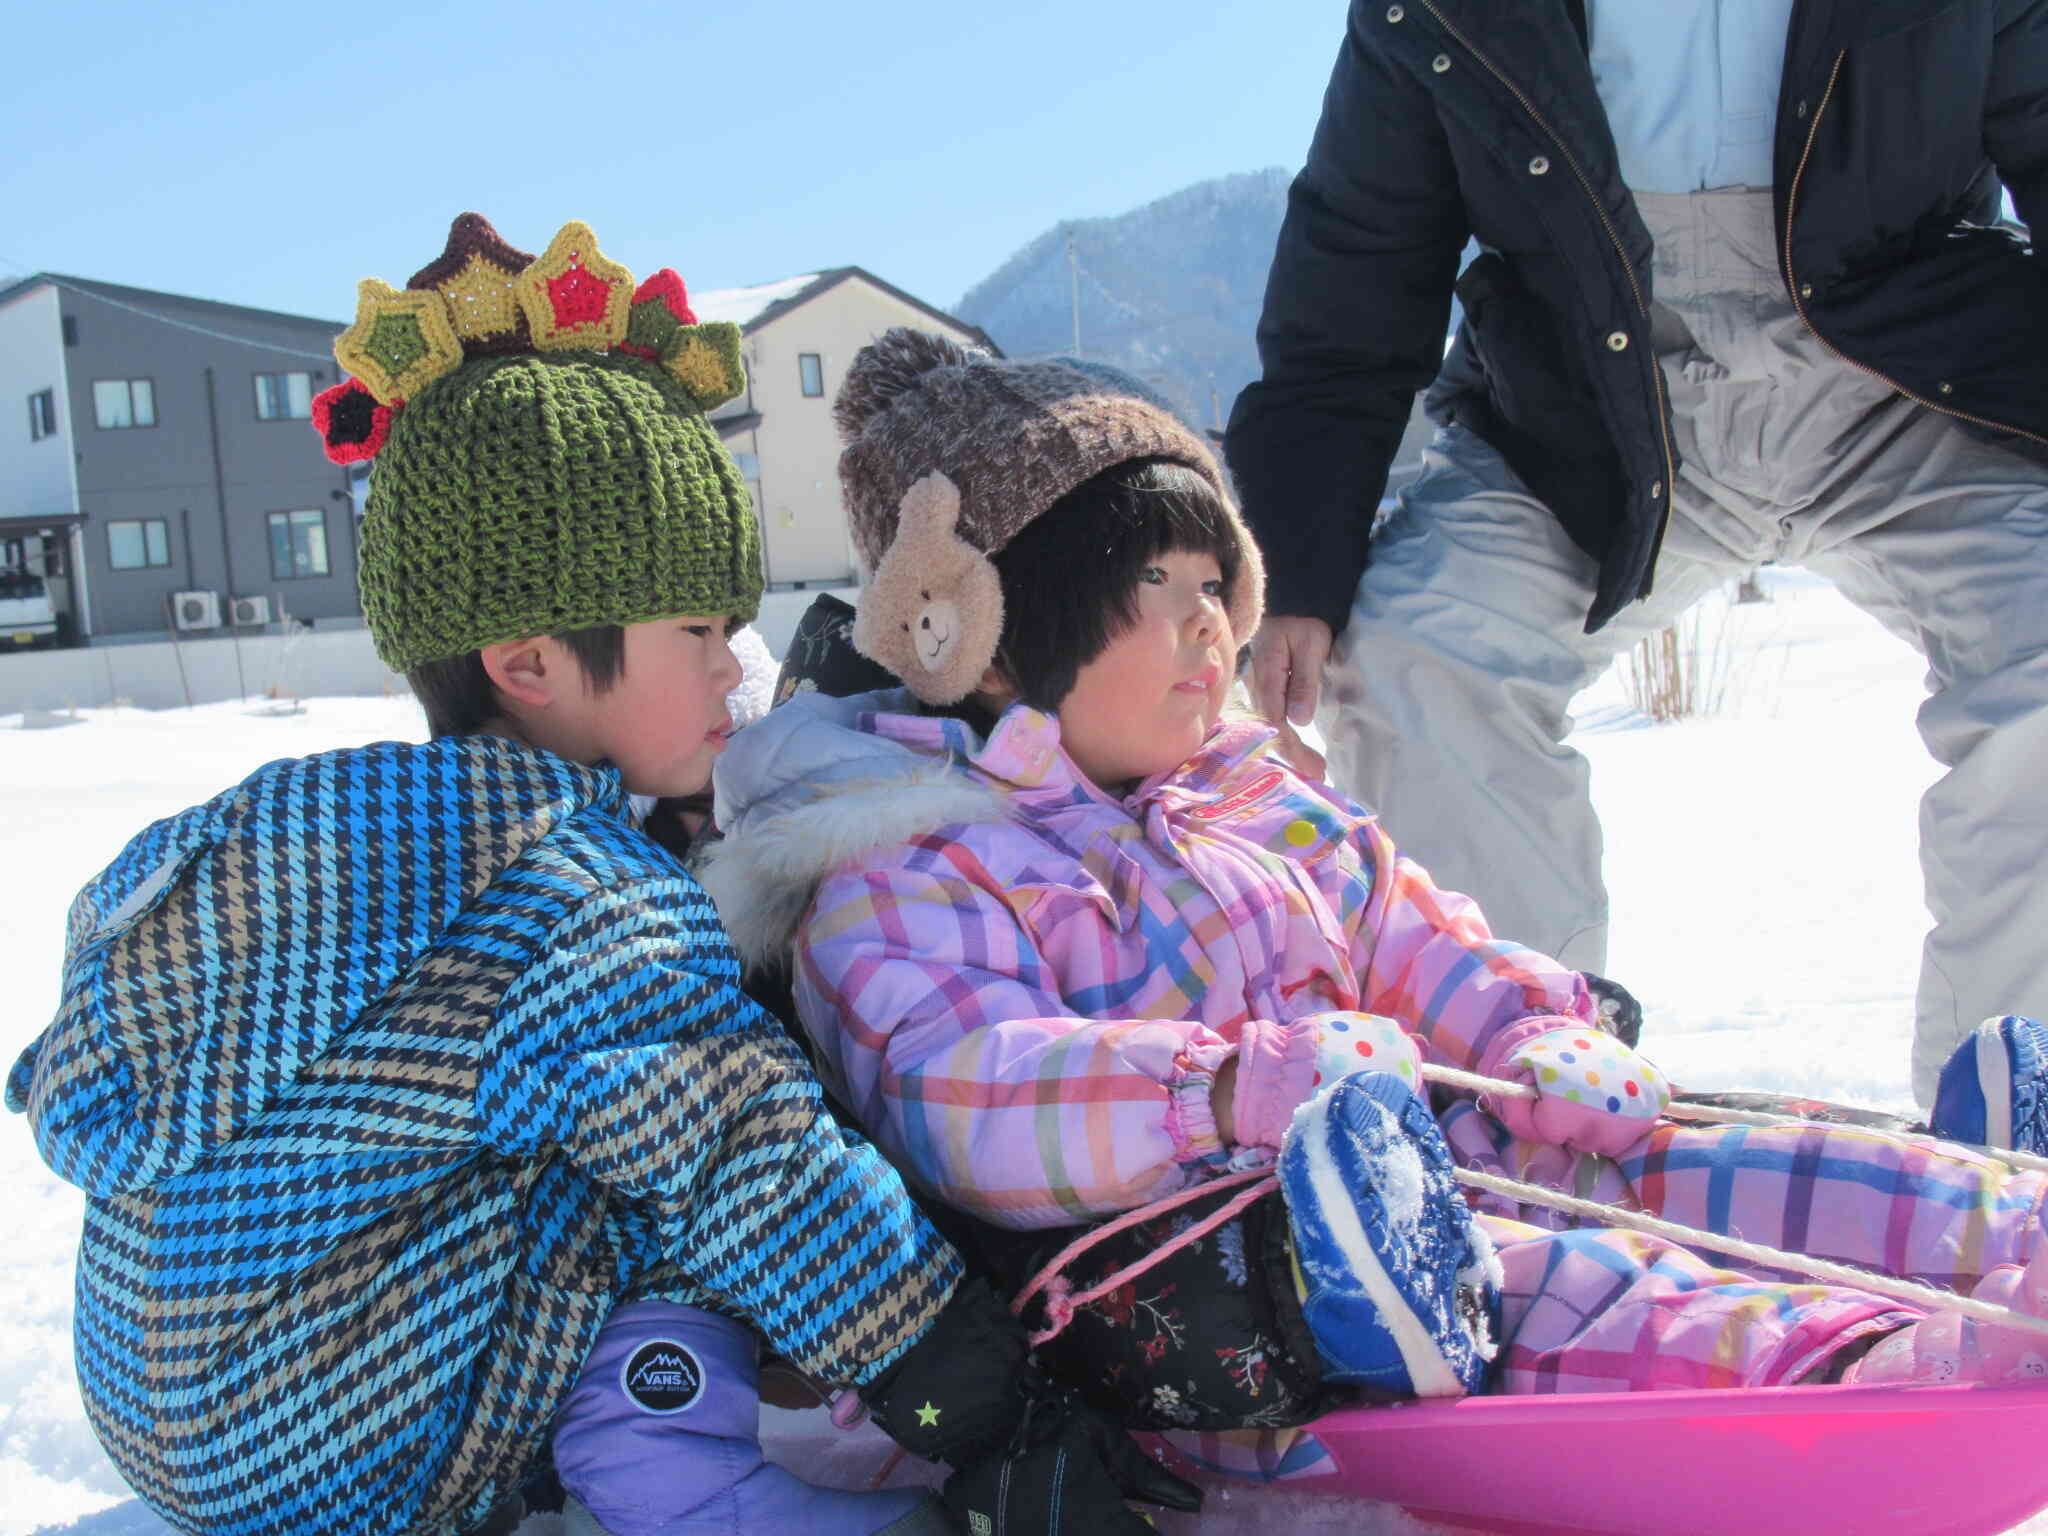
[316,213,763,673]
[833,328,1264,704]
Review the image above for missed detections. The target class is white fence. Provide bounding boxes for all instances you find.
[0,626,402,714]
[0,586,851,716]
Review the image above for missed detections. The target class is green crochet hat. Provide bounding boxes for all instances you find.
[316,214,762,673]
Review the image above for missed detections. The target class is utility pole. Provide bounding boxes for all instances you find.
[1066,229,1082,357]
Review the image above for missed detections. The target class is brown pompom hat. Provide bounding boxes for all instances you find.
[834,328,1265,705]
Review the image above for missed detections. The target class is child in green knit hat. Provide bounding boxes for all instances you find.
[358,340,762,794]
[8,214,1194,1536]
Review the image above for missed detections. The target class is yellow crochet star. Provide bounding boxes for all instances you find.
[438,254,525,345]
[407,212,535,355]
[914,1401,941,1428]
[333,279,464,406]
[662,321,747,411]
[517,220,634,351]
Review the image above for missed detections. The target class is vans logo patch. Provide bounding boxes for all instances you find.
[1188,768,1284,821]
[620,1339,705,1415]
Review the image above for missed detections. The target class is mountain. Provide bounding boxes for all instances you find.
[955,170,1442,489]
[954,169,1292,434]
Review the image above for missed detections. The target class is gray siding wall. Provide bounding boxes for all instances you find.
[58,284,360,640]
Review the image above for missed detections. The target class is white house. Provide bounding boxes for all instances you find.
[694,269,996,588]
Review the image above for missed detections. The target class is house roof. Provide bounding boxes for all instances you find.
[0,266,995,353]
[692,267,1000,354]
[710,408,764,438]
[0,272,344,333]
[691,273,828,328]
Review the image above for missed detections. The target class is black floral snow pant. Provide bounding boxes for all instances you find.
[975,1187,1352,1432]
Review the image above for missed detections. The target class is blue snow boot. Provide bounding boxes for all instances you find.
[554,1302,950,1536]
[1932,1015,2048,1156]
[1280,1070,1502,1399]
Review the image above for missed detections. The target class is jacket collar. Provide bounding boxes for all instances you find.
[864,700,1283,813]
[1419,0,1937,87]
[699,697,1289,976]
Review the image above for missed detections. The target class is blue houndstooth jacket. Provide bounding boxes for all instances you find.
[7,733,960,1536]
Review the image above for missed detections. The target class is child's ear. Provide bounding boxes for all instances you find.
[479,635,561,710]
[974,662,1015,704]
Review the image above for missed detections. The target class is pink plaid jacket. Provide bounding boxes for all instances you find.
[710,691,2048,1410]
[735,698,1591,1230]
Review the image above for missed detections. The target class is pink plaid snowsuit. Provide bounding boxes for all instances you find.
[709,694,2047,1396]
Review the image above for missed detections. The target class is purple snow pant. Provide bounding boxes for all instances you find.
[551,1301,935,1536]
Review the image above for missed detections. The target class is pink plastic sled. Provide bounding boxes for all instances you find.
[1147,1377,2048,1536]
[1062,1077,2048,1535]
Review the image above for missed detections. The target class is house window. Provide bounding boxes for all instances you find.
[254,371,314,420]
[267,509,329,579]
[93,378,156,429]
[61,316,78,347]
[731,450,761,479]
[798,353,825,397]
[108,519,172,571]
[27,389,56,441]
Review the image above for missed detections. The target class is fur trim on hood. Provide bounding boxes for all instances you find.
[701,688,1007,971]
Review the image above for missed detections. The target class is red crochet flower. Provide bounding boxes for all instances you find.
[312,377,394,464]
[633,268,698,326]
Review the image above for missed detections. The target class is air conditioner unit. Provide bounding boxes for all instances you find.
[171,590,220,631]
[229,594,272,627]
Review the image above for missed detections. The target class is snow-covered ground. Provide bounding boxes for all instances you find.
[3,574,2041,1535]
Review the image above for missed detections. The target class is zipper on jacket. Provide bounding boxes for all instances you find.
[1782,49,2048,449]
[1415,0,1678,549]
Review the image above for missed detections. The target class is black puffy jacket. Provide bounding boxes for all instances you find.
[1226,0,2048,633]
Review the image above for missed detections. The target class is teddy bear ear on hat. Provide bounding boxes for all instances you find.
[852,471,1004,705]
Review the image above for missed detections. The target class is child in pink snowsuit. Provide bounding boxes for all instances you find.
[707,331,2048,1449]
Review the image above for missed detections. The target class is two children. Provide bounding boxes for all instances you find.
[7,223,1190,1536]
[707,329,2048,1450]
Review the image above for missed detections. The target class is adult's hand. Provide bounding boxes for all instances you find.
[1249,616,1332,781]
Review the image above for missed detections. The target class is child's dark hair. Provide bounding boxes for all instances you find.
[986,458,1242,712]
[408,624,627,739]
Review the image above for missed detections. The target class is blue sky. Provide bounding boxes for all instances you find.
[2,0,1344,324]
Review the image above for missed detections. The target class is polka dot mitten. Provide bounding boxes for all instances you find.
[1478,1016,1671,1156]
[1308,1012,1426,1098]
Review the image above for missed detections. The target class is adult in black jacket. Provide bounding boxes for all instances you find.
[1226,0,2048,1104]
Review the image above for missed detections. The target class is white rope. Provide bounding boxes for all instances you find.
[1421,1062,2048,1340]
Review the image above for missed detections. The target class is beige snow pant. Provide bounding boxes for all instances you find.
[1322,188,2048,1105]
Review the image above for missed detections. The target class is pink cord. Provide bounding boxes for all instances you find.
[1010,1166,1279,1345]
[828,1389,868,1429]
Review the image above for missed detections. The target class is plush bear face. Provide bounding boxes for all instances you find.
[906,592,965,673]
[851,472,1005,705]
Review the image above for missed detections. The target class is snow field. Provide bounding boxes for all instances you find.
[3,576,2041,1534]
